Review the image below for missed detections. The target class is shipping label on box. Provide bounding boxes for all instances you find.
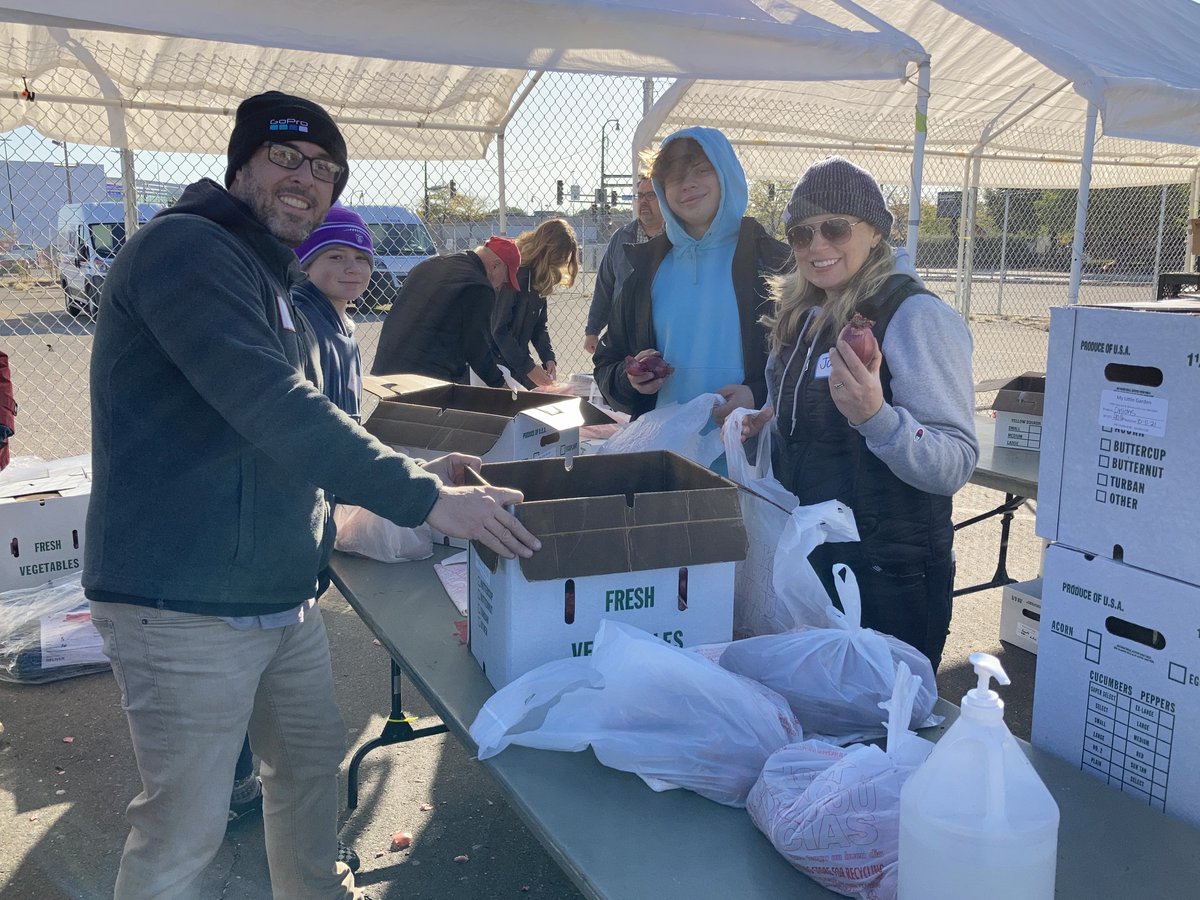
[1000,577,1042,653]
[1036,302,1200,585]
[1032,544,1200,831]
[1,469,91,594]
[466,452,745,688]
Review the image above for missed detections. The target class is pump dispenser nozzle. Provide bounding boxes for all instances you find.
[964,652,1011,719]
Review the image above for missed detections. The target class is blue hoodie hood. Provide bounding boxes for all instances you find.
[649,127,750,415]
[654,127,748,250]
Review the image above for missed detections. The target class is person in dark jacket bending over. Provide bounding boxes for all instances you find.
[370,234,520,385]
[592,127,790,429]
[740,156,978,670]
[84,91,539,900]
[491,217,580,388]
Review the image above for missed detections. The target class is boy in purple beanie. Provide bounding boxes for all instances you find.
[293,205,374,422]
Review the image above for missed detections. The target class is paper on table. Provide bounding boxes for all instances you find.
[434,550,469,617]
[39,604,107,668]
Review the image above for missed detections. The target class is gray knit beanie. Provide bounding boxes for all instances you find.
[783,156,893,237]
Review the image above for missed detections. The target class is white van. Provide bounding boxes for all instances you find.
[55,202,161,316]
[346,205,438,311]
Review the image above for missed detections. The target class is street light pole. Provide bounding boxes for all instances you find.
[600,118,620,198]
[52,139,74,203]
[0,137,16,231]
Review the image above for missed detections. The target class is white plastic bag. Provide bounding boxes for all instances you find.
[719,565,938,742]
[597,393,724,466]
[767,499,860,631]
[0,574,110,684]
[332,504,433,562]
[469,619,801,806]
[746,662,933,900]
[721,409,800,637]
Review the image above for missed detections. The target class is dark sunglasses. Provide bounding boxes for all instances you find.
[263,142,345,184]
[787,217,861,250]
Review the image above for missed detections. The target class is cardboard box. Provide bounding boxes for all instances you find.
[1036,301,1200,586]
[1032,544,1200,831]
[362,377,615,464]
[999,577,1042,653]
[466,452,746,688]
[0,464,91,594]
[982,372,1045,451]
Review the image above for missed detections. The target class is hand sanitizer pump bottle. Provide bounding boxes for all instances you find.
[898,652,1059,899]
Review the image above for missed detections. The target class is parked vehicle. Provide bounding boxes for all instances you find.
[55,202,161,316]
[346,205,438,311]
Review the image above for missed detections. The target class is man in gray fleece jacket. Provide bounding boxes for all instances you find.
[84,91,539,900]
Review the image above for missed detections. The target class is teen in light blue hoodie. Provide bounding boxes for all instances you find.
[593,127,790,426]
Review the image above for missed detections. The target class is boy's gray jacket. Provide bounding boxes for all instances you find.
[84,179,439,615]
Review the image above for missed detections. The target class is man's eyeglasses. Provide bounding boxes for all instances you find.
[263,142,345,184]
[787,217,862,250]
[636,191,657,202]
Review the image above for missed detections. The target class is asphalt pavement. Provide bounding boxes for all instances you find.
[0,478,1043,900]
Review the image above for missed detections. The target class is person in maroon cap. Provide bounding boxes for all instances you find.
[371,235,519,386]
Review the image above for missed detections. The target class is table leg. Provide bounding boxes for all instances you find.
[953,492,1023,597]
[346,658,449,810]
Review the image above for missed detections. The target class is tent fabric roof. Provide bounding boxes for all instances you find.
[654,0,1200,189]
[0,1,925,158]
[2,1,1198,188]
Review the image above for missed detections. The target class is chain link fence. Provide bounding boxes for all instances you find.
[2,65,1197,459]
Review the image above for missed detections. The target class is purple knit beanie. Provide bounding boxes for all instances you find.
[295,206,374,266]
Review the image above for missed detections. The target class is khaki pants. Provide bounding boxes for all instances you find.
[89,601,359,899]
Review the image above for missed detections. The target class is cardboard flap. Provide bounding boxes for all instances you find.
[988,372,1046,416]
[468,451,746,580]
[364,402,506,456]
[361,373,449,398]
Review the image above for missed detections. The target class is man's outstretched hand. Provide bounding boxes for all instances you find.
[425,485,541,559]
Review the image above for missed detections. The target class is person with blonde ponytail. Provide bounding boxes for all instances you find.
[491,217,579,387]
[743,156,978,670]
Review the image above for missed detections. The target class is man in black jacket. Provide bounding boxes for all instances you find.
[85,92,538,900]
[371,235,520,385]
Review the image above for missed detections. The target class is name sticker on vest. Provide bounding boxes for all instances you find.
[276,295,296,332]
[814,352,833,380]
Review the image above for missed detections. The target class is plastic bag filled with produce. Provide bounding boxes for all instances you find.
[719,565,938,742]
[469,619,801,806]
[746,662,933,900]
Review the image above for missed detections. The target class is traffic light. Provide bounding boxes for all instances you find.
[611,190,618,207]
[767,183,776,202]
[449,179,457,198]
[595,188,604,205]
[556,179,564,205]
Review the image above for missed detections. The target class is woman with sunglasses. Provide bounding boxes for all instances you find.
[744,156,978,670]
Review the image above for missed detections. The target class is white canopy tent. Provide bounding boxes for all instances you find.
[0,2,930,242]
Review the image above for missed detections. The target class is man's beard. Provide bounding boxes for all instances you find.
[235,172,325,247]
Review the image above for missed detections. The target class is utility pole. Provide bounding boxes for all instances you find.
[52,139,74,203]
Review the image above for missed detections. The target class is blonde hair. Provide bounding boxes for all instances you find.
[515,218,580,297]
[760,240,895,355]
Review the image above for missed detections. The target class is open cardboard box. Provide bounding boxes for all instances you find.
[978,372,1045,451]
[464,451,746,688]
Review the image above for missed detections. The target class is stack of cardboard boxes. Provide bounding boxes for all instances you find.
[1031,300,1200,830]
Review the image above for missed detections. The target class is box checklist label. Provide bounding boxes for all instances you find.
[1093,430,1167,509]
[1083,681,1172,812]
